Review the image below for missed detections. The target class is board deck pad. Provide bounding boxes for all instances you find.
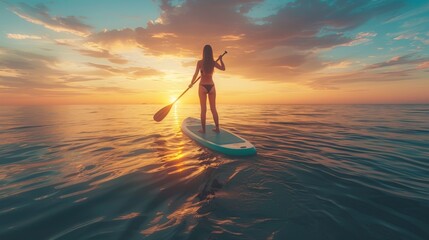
[181,117,256,156]
[187,125,245,145]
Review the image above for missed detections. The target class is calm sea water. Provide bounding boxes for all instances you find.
[0,104,428,240]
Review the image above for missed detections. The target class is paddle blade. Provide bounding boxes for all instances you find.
[153,104,173,122]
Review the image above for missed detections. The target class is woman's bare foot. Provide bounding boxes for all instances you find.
[212,128,220,133]
[198,129,206,134]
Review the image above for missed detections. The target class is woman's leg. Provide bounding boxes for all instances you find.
[208,87,219,132]
[199,86,207,133]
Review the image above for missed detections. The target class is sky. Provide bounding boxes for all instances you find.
[0,0,428,105]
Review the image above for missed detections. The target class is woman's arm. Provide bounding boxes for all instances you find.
[189,60,201,88]
[214,55,225,71]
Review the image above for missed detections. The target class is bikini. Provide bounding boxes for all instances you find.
[201,84,214,93]
[200,69,214,93]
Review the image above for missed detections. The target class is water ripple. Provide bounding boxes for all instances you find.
[0,105,428,239]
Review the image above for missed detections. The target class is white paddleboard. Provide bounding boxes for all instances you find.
[181,117,256,156]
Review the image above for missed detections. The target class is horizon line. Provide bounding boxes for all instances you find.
[1,103,429,106]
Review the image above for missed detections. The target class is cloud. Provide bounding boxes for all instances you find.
[93,86,138,94]
[7,33,42,40]
[53,38,81,46]
[0,48,59,71]
[282,34,352,49]
[325,60,353,69]
[393,33,418,40]
[86,62,163,79]
[401,17,429,28]
[366,53,429,69]
[88,28,136,48]
[77,48,129,64]
[308,69,417,89]
[3,0,417,96]
[385,2,429,23]
[0,48,83,95]
[416,61,429,69]
[151,32,178,39]
[221,34,245,41]
[393,32,429,45]
[87,0,405,83]
[267,54,308,68]
[8,3,92,37]
[342,32,377,46]
[307,53,429,89]
[60,76,102,83]
[0,48,146,95]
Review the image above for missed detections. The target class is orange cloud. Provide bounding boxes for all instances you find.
[417,61,429,69]
[86,62,163,79]
[221,34,245,41]
[0,48,159,97]
[325,61,353,69]
[151,33,178,39]
[77,48,128,64]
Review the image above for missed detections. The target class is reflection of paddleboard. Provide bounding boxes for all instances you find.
[181,117,257,156]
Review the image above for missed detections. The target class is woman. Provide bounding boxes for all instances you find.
[189,45,225,133]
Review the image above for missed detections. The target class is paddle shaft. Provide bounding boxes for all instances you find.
[172,51,227,105]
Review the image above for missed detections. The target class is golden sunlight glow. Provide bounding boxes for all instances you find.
[152,33,178,39]
[221,34,245,41]
[169,96,177,103]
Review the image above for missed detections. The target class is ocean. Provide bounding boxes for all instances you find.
[0,104,428,240]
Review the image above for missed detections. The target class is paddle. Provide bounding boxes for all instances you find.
[153,51,228,122]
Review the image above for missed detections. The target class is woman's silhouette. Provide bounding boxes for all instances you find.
[189,45,225,133]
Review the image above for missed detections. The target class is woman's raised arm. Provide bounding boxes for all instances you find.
[215,55,225,71]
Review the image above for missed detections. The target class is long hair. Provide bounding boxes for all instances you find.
[202,45,214,74]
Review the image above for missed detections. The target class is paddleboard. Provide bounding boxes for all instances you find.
[181,117,256,156]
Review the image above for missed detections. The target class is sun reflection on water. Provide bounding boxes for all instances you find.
[171,101,180,129]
